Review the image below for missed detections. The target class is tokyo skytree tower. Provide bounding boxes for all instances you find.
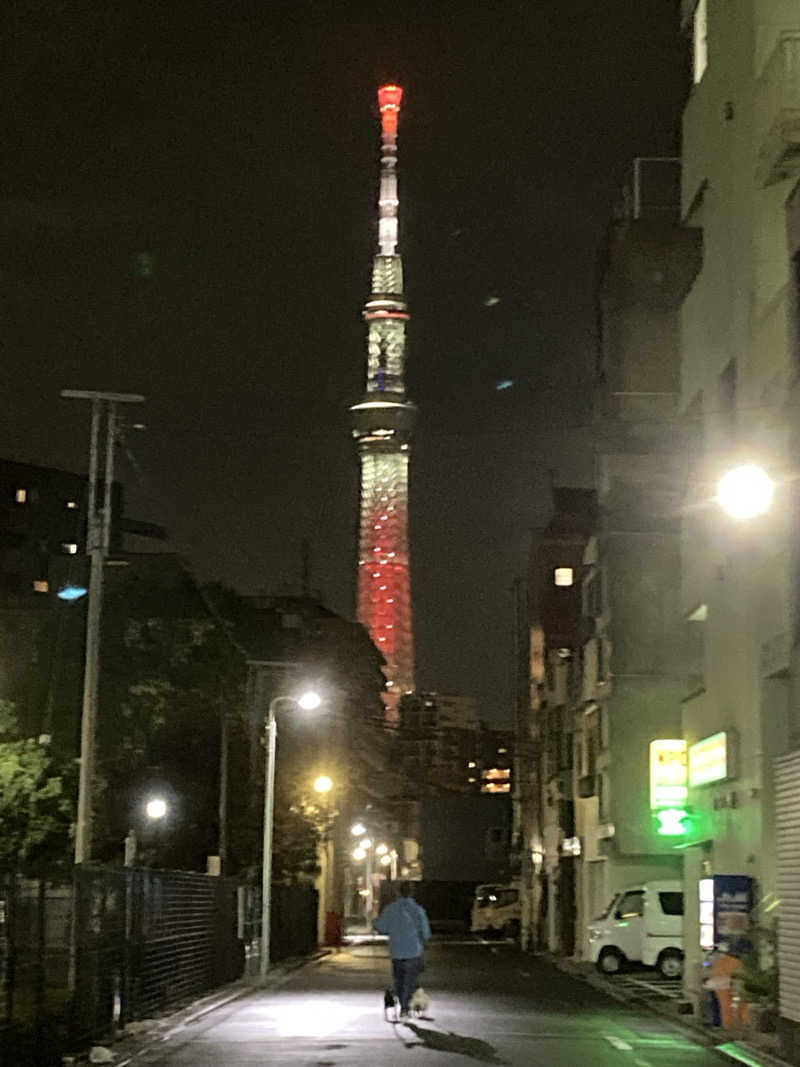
[350,85,416,719]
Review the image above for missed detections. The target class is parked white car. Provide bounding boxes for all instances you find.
[587,880,684,978]
[470,883,521,938]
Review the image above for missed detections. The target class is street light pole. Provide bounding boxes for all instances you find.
[260,697,279,979]
[260,689,322,978]
[63,389,144,865]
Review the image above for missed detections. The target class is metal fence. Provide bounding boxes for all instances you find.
[1,867,318,1066]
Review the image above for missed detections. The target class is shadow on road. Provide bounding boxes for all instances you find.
[401,1022,509,1064]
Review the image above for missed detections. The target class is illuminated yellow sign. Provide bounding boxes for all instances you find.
[650,739,688,809]
[689,731,729,787]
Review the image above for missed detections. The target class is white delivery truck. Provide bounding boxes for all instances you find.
[587,880,684,978]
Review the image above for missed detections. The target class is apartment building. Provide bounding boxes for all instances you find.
[677,0,800,1047]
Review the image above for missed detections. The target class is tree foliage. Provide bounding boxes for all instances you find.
[0,700,72,868]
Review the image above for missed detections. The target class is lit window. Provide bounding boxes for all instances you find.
[554,567,574,587]
[693,0,708,84]
[15,488,27,503]
[468,761,476,768]
[62,543,78,555]
[498,747,507,754]
[66,500,79,510]
[33,580,49,593]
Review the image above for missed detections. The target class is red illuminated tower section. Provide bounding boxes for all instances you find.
[351,85,416,720]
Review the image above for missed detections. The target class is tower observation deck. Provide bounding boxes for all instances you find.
[351,85,416,719]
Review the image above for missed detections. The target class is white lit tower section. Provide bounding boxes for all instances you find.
[351,84,416,720]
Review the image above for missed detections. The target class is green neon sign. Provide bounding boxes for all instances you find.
[655,808,690,836]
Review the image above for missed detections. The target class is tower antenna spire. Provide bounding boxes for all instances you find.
[350,84,416,721]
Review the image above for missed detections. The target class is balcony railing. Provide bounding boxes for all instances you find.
[757,30,800,185]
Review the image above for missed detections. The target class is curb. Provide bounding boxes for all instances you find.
[712,1040,792,1067]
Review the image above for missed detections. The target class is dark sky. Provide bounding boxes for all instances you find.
[1,1,687,724]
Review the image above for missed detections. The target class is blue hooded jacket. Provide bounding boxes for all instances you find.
[373,896,431,960]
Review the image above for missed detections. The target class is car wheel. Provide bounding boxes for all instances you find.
[657,949,684,979]
[597,947,624,975]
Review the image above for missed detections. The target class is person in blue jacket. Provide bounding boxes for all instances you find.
[372,881,431,1017]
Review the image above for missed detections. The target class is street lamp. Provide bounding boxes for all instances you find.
[351,822,366,837]
[717,463,774,520]
[314,775,333,794]
[261,689,322,979]
[145,796,167,820]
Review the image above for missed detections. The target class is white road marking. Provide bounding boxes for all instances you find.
[604,1033,634,1050]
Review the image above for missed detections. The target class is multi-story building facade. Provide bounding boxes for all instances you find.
[676,3,800,1042]
[394,691,513,877]
[574,160,702,959]
[526,487,597,954]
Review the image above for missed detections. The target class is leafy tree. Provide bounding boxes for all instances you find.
[0,700,72,868]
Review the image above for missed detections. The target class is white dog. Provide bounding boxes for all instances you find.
[409,987,430,1016]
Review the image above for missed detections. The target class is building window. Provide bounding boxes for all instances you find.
[15,489,27,503]
[554,567,573,587]
[62,543,78,555]
[66,500,79,510]
[693,0,708,84]
[33,580,49,593]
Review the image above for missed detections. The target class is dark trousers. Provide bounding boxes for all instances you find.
[392,956,422,1013]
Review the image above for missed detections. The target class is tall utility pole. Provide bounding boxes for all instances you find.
[62,389,145,864]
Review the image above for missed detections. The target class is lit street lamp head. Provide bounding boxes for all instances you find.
[145,797,167,820]
[717,463,774,520]
[297,690,322,711]
[360,837,372,850]
[351,822,366,836]
[313,775,333,794]
[352,847,367,861]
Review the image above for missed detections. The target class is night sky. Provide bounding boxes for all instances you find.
[2,1,687,723]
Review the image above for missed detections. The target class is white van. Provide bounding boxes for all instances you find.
[471,883,521,938]
[587,880,684,978]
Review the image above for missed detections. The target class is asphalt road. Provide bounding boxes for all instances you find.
[136,940,725,1066]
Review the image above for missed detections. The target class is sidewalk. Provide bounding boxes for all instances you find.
[72,949,332,1067]
[546,953,789,1067]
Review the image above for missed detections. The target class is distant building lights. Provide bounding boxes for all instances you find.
[554,567,574,587]
[33,580,49,593]
[66,500,79,509]
[62,542,78,555]
[15,489,27,503]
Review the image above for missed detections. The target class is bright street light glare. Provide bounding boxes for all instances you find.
[313,775,333,794]
[380,854,392,866]
[145,797,167,820]
[351,822,366,836]
[376,843,388,856]
[352,847,367,861]
[717,464,774,520]
[297,690,322,711]
[360,838,372,850]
